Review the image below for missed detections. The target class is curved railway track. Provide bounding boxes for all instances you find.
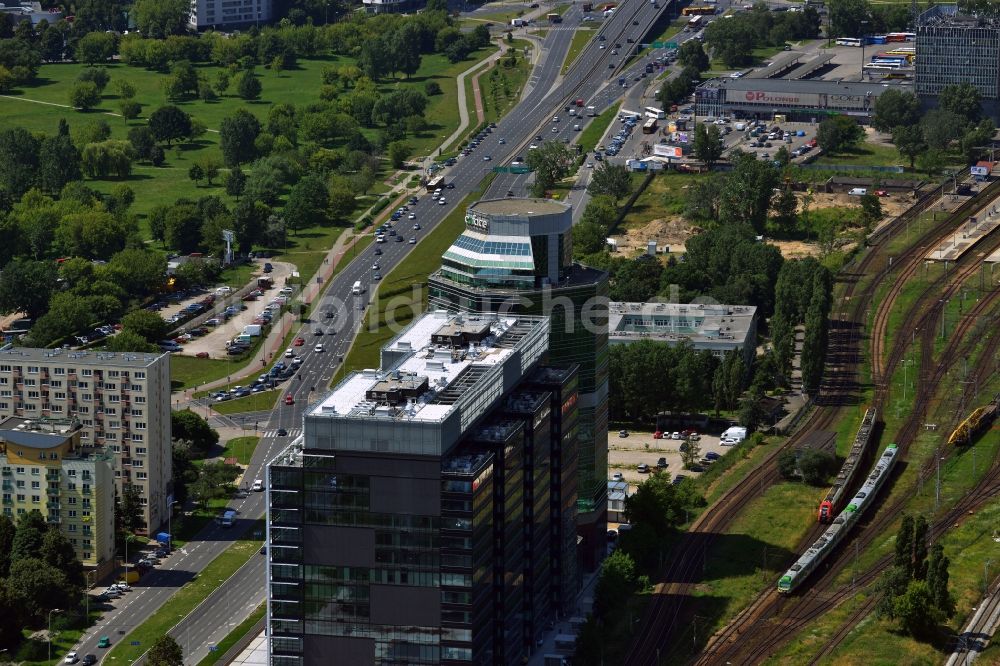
[697,229,1000,665]
[624,180,965,666]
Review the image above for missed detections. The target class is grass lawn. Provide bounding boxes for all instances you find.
[213,389,280,415]
[13,610,102,665]
[332,174,496,385]
[814,142,904,168]
[577,102,620,154]
[617,170,709,233]
[562,27,597,74]
[480,41,534,125]
[103,537,262,665]
[170,355,236,392]
[195,604,265,666]
[221,436,261,466]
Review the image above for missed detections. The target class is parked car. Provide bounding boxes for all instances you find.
[657,457,668,468]
[637,463,650,473]
[618,430,629,438]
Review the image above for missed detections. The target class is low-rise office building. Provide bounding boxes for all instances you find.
[265,311,581,665]
[695,77,911,122]
[608,302,758,364]
[0,417,115,576]
[189,0,273,29]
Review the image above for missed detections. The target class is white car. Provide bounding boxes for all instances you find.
[438,199,447,205]
[64,653,79,664]
[252,479,264,492]
[408,213,416,219]
[280,286,293,295]
[586,162,594,168]
[314,344,325,353]
[284,348,294,358]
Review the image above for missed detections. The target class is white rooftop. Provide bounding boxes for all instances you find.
[310,311,540,424]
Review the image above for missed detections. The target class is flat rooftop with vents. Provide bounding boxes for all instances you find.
[303,311,550,457]
[609,301,758,364]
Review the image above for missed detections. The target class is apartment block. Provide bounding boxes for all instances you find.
[0,348,171,535]
[189,0,273,30]
[0,417,115,576]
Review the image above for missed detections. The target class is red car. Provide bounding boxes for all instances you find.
[242,294,257,301]
[294,337,305,346]
[196,352,210,359]
[875,189,889,197]
[284,394,294,405]
[653,431,663,439]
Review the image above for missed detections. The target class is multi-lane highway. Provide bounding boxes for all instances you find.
[74,1,689,663]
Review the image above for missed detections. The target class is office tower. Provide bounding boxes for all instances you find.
[0,417,115,576]
[917,5,1000,120]
[0,348,172,534]
[428,197,610,569]
[265,311,581,665]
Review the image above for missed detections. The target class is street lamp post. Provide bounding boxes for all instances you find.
[47,608,63,661]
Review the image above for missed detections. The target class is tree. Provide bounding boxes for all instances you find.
[75,31,115,65]
[777,450,798,479]
[115,79,136,100]
[188,163,204,186]
[588,162,632,204]
[719,152,778,233]
[939,82,981,123]
[798,449,836,485]
[118,99,142,123]
[132,0,190,38]
[920,109,963,151]
[526,141,574,196]
[926,543,953,617]
[738,387,767,432]
[237,71,262,101]
[38,128,82,193]
[0,514,13,577]
[284,174,329,232]
[128,125,156,161]
[772,186,798,231]
[425,80,442,96]
[872,89,921,132]
[148,105,192,145]
[121,310,168,342]
[816,115,864,155]
[828,0,871,40]
[225,167,247,198]
[693,123,723,168]
[593,549,637,616]
[117,484,143,537]
[684,176,725,223]
[40,528,84,588]
[859,192,882,232]
[10,510,47,564]
[680,438,702,470]
[171,409,219,457]
[892,125,925,169]
[219,109,261,167]
[677,40,709,71]
[912,515,929,580]
[69,80,101,110]
[80,139,135,178]
[387,140,411,169]
[147,635,184,666]
[0,258,58,319]
[875,565,911,620]
[196,155,221,186]
[77,66,110,93]
[6,557,78,625]
[895,580,940,637]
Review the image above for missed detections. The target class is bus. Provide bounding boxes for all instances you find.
[886,32,915,42]
[547,12,562,23]
[426,175,444,192]
[642,117,658,134]
[872,53,908,63]
[836,37,862,47]
[619,109,642,120]
[687,14,704,29]
[644,106,666,119]
[682,6,715,15]
[863,63,904,75]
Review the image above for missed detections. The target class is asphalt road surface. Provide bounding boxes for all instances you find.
[75,1,690,662]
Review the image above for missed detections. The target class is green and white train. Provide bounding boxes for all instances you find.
[777,443,899,594]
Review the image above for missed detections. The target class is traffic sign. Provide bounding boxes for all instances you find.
[130,641,141,646]
[209,646,219,652]
[652,41,663,48]
[511,165,531,174]
[665,41,678,49]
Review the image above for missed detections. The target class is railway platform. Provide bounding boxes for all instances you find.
[925,212,1000,262]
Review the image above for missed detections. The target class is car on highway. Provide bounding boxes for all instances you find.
[284,348,295,358]
[483,155,491,161]
[294,337,304,346]
[285,394,294,405]
[498,138,506,144]
[374,247,382,255]
[82,656,97,666]
[65,652,79,663]
[408,213,416,219]
[409,237,417,244]
[313,328,323,336]
[413,223,421,230]
[438,199,447,205]
[373,272,382,280]
[253,479,264,491]
[97,637,111,649]
[277,428,288,436]
[314,344,325,353]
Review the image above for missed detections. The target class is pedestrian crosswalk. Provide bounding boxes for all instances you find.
[262,428,301,439]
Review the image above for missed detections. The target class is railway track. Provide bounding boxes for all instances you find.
[696,233,1000,665]
[624,180,967,666]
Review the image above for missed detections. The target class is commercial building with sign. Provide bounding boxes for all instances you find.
[916,5,1000,121]
[0,417,115,577]
[428,198,610,571]
[609,302,759,365]
[696,78,912,122]
[265,311,582,665]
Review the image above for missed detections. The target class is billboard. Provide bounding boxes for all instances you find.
[653,144,683,158]
[737,89,874,110]
[971,165,990,176]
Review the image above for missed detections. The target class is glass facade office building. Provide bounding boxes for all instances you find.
[428,198,609,570]
[265,312,581,665]
[917,5,1000,120]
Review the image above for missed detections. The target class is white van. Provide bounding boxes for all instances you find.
[848,187,867,196]
[352,281,362,295]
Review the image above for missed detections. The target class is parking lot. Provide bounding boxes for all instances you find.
[609,428,736,490]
